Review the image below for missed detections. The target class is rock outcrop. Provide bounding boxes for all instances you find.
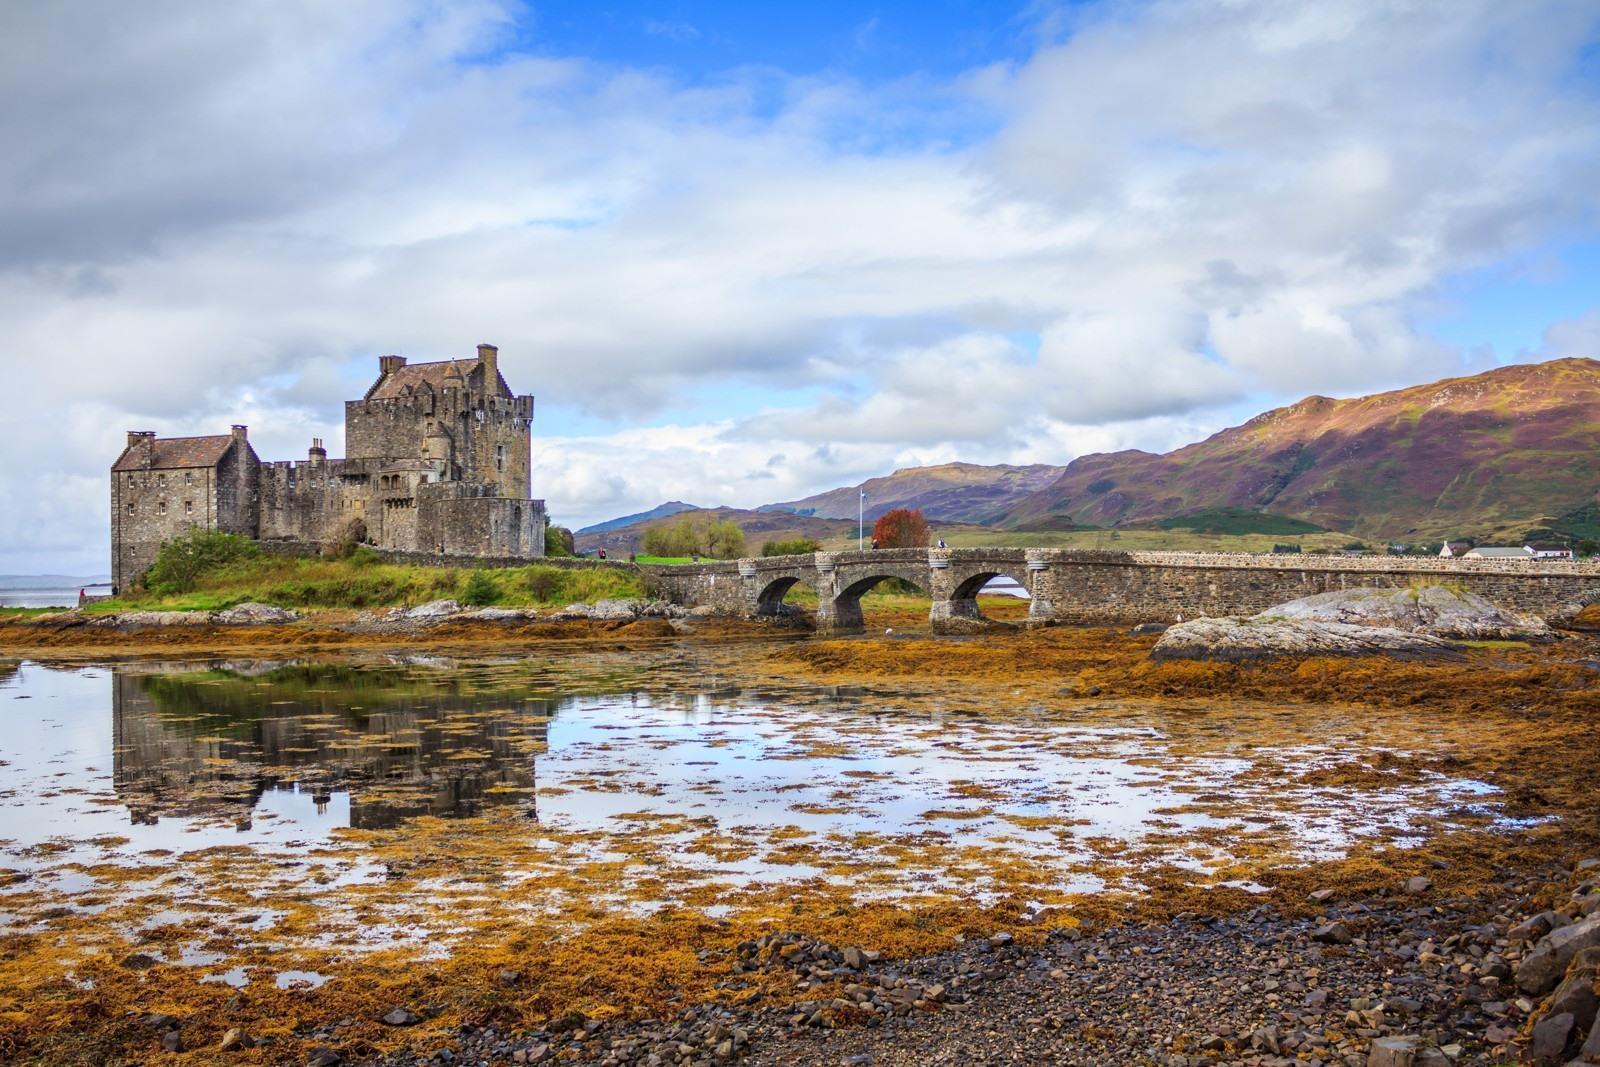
[1151,616,1459,663]
[1151,585,1549,662]
[1257,586,1551,641]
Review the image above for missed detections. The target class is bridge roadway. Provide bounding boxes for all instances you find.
[640,547,1600,634]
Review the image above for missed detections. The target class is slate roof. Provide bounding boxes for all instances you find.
[367,359,473,400]
[112,435,235,472]
[1464,546,1530,558]
[365,358,515,401]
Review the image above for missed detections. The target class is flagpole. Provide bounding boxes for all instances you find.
[859,489,865,552]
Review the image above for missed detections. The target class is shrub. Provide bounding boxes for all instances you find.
[144,529,261,594]
[762,538,821,557]
[461,570,499,606]
[523,569,559,601]
[872,508,929,549]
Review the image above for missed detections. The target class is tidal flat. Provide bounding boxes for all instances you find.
[0,625,1596,1064]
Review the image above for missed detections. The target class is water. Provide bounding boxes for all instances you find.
[0,656,1509,970]
[0,586,91,608]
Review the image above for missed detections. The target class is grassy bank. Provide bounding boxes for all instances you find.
[93,555,649,614]
[922,527,1356,554]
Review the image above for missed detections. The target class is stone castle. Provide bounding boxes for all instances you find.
[111,343,544,588]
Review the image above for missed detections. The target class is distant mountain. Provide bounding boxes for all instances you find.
[577,501,702,534]
[575,507,858,555]
[1000,357,1600,540]
[762,462,1067,525]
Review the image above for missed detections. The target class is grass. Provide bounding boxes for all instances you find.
[1154,506,1326,536]
[0,607,63,617]
[90,556,649,614]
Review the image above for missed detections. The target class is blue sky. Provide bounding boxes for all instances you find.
[2,0,1599,574]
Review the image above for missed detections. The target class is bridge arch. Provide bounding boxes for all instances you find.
[831,571,931,632]
[755,574,820,623]
[945,569,1032,627]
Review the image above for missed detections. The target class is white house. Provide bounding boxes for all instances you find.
[1524,541,1574,560]
[1462,546,1530,560]
[1440,541,1471,558]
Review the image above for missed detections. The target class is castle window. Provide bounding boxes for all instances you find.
[184,472,192,485]
[496,444,505,473]
[126,502,134,514]
[184,501,193,515]
[158,501,167,515]
[157,474,166,487]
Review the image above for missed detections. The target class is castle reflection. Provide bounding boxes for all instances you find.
[110,660,554,830]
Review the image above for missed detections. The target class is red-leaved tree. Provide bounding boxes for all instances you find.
[872,508,929,549]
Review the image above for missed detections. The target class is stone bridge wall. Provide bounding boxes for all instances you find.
[641,549,1600,633]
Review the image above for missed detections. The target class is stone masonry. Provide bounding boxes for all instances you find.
[641,548,1600,633]
[111,344,544,588]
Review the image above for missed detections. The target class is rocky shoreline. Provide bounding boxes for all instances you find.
[293,856,1600,1067]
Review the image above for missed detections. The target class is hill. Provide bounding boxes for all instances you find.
[577,501,701,535]
[762,462,1066,524]
[1000,357,1600,540]
[574,507,859,556]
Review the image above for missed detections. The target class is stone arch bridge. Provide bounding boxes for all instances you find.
[640,548,1600,634]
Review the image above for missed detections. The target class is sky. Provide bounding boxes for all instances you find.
[2,0,1599,575]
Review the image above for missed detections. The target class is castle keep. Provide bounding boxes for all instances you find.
[111,344,544,587]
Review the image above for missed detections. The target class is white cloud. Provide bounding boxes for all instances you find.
[0,0,1597,570]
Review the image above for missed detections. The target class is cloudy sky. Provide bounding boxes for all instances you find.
[3,0,1599,575]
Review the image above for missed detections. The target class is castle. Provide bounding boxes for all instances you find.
[111,343,544,588]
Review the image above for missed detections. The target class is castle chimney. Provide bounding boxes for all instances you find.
[126,430,155,447]
[379,354,406,375]
[308,437,326,465]
[231,424,248,442]
[477,343,498,387]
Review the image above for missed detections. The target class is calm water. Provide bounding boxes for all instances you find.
[0,658,1502,896]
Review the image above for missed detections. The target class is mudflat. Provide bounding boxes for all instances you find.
[0,617,1595,1065]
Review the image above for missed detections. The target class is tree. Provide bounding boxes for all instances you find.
[704,519,746,559]
[542,515,575,557]
[872,508,929,549]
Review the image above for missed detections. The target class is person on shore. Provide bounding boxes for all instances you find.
[598,548,607,560]
[870,537,879,551]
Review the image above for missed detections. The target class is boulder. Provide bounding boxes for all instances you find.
[461,607,537,622]
[1153,617,1459,663]
[1366,1035,1418,1067]
[1528,1011,1574,1062]
[1545,947,1600,1033]
[214,602,299,625]
[1258,585,1552,640]
[405,599,461,619]
[1517,915,1600,994]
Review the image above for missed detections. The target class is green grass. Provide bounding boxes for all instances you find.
[633,555,696,564]
[91,556,648,614]
[0,607,63,617]
[1155,507,1326,536]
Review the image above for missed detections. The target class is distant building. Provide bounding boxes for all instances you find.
[111,343,544,588]
[1462,546,1531,560]
[1524,541,1574,559]
[1440,541,1471,558]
